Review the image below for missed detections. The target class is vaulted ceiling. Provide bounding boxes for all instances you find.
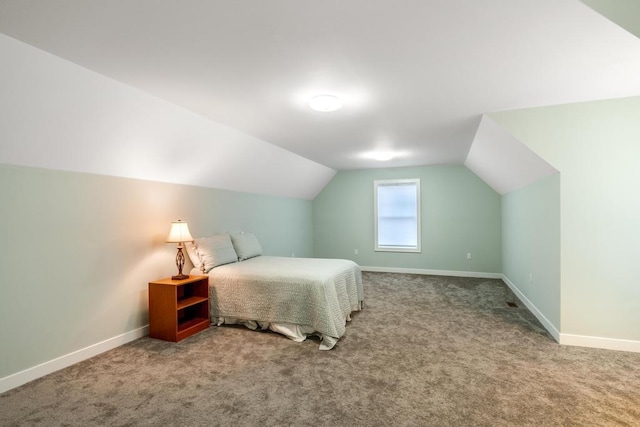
[1,0,639,179]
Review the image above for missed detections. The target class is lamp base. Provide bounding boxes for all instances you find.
[171,274,190,281]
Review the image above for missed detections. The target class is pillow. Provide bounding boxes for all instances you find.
[184,240,202,271]
[230,232,263,261]
[190,234,238,273]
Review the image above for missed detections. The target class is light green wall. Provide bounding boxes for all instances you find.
[502,173,561,330]
[491,96,640,341]
[313,165,501,273]
[0,164,313,379]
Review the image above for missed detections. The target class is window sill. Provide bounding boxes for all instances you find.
[375,247,421,253]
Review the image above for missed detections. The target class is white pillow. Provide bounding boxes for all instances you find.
[184,241,202,271]
[230,233,263,261]
[191,234,238,273]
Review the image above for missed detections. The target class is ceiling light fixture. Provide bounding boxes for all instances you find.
[372,152,394,161]
[365,151,395,161]
[309,94,342,112]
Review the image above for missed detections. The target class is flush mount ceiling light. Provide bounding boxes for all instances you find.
[372,152,394,161]
[309,94,342,112]
[365,151,395,161]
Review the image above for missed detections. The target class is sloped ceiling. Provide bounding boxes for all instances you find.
[1,1,640,197]
[465,115,557,195]
[0,34,335,200]
[466,0,640,195]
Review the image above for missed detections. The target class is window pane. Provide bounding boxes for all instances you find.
[378,217,417,246]
[376,181,419,249]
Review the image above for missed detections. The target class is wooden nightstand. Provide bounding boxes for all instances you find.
[148,275,210,342]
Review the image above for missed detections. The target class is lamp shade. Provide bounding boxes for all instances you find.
[166,220,194,243]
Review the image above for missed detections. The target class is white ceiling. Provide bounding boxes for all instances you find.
[1,0,640,172]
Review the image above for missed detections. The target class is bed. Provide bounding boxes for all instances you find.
[186,233,363,350]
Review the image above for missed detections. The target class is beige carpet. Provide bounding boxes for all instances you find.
[1,272,639,426]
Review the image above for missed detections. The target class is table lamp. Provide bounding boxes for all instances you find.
[166,219,194,280]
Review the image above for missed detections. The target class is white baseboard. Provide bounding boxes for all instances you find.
[501,274,560,342]
[361,266,502,279]
[559,333,640,353]
[0,325,149,394]
[501,275,640,353]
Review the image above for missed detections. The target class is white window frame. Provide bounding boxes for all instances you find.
[374,178,421,253]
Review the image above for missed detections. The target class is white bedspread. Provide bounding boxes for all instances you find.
[197,256,363,348]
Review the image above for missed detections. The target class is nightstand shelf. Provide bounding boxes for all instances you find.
[177,295,208,310]
[148,275,210,342]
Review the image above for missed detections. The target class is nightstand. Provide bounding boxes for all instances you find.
[148,275,210,342]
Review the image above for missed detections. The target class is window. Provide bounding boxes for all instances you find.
[374,179,421,252]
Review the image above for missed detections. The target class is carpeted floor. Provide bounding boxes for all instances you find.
[1,272,639,426]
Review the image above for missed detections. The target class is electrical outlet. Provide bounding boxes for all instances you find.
[466,252,472,260]
[529,273,533,283]
[291,252,295,257]
[354,249,359,255]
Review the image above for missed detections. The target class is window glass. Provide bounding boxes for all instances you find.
[374,179,421,252]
